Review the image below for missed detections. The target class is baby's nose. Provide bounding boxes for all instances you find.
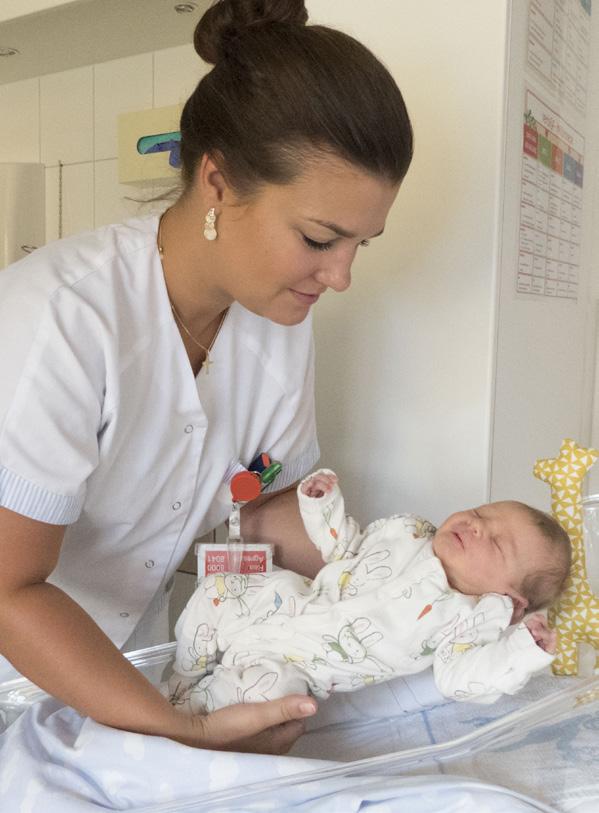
[470,519,483,538]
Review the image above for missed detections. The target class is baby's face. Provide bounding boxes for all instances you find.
[432,501,548,600]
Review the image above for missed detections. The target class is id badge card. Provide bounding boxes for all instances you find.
[196,542,273,580]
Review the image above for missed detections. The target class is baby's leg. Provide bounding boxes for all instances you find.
[167,574,272,704]
[167,583,234,702]
[184,659,312,714]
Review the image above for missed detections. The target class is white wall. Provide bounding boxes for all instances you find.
[307,0,509,525]
[491,1,599,507]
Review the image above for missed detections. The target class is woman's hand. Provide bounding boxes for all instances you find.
[174,694,318,754]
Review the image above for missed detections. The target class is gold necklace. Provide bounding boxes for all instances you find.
[157,210,228,375]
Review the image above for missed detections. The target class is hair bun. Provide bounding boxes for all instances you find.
[194,0,308,65]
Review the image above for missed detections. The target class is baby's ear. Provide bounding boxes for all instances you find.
[507,591,528,624]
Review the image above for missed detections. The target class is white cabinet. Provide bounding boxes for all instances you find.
[0,163,45,269]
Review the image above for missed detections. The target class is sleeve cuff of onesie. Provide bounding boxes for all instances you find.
[297,468,341,514]
[0,465,84,525]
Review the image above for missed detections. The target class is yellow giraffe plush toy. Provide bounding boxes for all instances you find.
[534,438,599,675]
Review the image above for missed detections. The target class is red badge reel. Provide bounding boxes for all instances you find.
[230,471,262,504]
[196,458,281,578]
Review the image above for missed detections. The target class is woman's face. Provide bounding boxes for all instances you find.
[214,155,399,325]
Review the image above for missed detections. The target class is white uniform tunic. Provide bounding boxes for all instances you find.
[0,216,319,650]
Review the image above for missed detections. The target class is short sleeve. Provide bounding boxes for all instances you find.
[258,332,320,492]
[0,289,104,524]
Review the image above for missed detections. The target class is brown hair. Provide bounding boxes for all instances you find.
[518,503,571,611]
[179,0,413,197]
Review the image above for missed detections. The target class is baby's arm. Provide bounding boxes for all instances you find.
[297,469,364,562]
[433,595,555,704]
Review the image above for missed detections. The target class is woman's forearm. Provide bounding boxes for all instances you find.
[0,582,191,740]
[240,485,325,578]
[0,580,318,752]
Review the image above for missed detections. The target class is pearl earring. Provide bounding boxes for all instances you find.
[204,207,217,241]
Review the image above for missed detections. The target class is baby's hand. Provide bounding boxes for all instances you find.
[524,613,557,653]
[301,472,338,499]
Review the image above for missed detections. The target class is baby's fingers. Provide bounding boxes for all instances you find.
[310,474,337,494]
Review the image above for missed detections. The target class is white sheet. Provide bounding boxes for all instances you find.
[0,699,559,813]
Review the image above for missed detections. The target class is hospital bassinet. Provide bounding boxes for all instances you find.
[0,641,598,812]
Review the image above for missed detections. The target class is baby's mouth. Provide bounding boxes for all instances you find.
[453,531,464,548]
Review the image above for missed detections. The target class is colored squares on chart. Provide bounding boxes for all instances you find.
[538,135,552,168]
[523,124,538,158]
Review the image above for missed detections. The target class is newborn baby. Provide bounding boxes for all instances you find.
[168,469,570,713]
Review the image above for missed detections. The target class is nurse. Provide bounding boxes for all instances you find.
[0,0,413,752]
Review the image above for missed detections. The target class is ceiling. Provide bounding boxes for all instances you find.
[0,0,211,86]
[0,1,78,25]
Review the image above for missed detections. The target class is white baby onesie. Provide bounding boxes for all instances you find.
[168,471,553,713]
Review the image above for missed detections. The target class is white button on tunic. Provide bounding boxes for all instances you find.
[0,216,319,647]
